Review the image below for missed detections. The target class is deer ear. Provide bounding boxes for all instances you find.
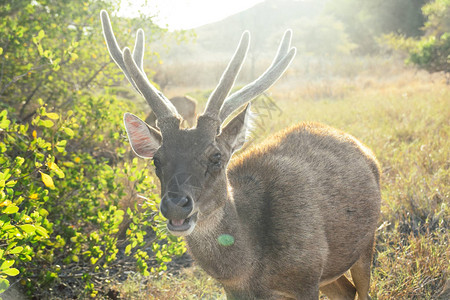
[123,113,162,158]
[217,104,253,154]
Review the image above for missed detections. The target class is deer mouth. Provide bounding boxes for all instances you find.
[167,212,198,235]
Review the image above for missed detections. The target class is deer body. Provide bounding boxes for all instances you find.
[186,122,380,299]
[100,10,380,299]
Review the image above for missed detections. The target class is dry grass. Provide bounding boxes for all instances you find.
[114,268,224,299]
[116,56,449,299]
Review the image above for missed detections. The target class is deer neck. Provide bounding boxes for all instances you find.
[185,185,253,283]
[192,194,239,237]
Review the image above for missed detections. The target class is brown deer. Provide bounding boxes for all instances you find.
[101,10,381,300]
[145,95,197,128]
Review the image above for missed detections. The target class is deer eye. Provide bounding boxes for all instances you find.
[209,152,222,167]
[153,157,161,170]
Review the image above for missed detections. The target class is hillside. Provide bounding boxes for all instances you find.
[150,0,350,91]
[194,0,325,52]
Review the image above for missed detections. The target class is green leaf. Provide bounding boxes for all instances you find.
[14,156,25,166]
[46,112,59,120]
[62,161,74,168]
[6,242,17,252]
[20,224,36,234]
[56,140,67,147]
[0,260,14,270]
[0,111,10,129]
[70,52,79,61]
[39,119,54,128]
[3,268,19,276]
[63,127,74,137]
[3,205,19,214]
[37,29,45,40]
[9,246,23,254]
[6,180,17,187]
[35,225,48,237]
[0,278,9,294]
[39,208,49,217]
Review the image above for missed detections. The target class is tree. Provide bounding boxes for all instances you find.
[291,15,357,56]
[327,0,427,53]
[383,0,450,79]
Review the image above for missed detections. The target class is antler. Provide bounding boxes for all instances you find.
[100,10,179,121]
[202,32,250,119]
[218,30,296,123]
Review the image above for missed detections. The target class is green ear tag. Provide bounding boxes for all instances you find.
[217,234,235,246]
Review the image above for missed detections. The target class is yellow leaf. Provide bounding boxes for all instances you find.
[40,172,55,189]
[29,193,38,199]
[47,161,57,170]
[0,200,11,207]
[47,161,65,178]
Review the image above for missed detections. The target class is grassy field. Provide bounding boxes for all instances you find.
[115,63,449,299]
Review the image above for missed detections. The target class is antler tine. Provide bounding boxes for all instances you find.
[202,31,250,119]
[100,10,140,93]
[132,29,145,71]
[132,29,179,115]
[219,30,296,123]
[123,47,175,120]
[269,29,292,70]
[100,10,178,120]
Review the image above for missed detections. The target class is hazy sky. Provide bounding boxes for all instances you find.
[119,0,264,30]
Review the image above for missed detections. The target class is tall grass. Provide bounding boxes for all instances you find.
[272,78,449,299]
[117,58,449,299]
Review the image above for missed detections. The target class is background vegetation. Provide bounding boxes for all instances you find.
[0,1,186,298]
[0,0,448,299]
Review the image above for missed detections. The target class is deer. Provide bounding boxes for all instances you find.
[145,95,197,128]
[101,10,381,300]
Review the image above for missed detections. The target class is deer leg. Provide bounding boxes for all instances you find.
[320,275,356,300]
[350,238,375,300]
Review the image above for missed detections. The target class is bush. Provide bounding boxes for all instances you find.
[0,0,186,297]
[0,97,185,297]
[382,0,450,77]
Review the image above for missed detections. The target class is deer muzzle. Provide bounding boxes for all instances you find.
[160,196,198,235]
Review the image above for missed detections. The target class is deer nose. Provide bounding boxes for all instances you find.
[160,196,193,220]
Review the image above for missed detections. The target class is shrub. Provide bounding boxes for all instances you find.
[0,0,186,297]
[382,0,450,77]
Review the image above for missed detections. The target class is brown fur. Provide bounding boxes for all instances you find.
[182,121,381,299]
[123,112,380,299]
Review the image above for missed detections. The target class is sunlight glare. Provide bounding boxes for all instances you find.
[118,0,264,30]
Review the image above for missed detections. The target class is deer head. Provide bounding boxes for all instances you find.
[100,10,296,236]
